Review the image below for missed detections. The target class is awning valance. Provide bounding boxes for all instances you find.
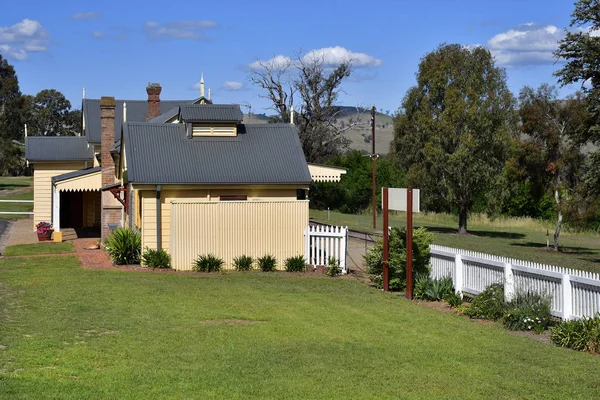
[308,164,347,183]
[53,167,101,192]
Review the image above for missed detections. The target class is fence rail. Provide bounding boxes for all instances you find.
[430,244,600,320]
[305,225,348,273]
[0,199,34,215]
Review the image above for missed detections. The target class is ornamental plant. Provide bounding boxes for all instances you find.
[35,221,53,235]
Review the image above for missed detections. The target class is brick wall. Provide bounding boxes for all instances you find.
[146,83,162,120]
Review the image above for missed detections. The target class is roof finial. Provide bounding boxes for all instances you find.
[200,73,205,98]
[82,87,86,99]
[24,123,28,137]
[208,88,211,101]
[123,102,127,122]
[290,106,295,125]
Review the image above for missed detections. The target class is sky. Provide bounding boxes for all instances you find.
[0,0,582,115]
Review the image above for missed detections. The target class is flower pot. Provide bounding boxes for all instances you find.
[37,231,53,241]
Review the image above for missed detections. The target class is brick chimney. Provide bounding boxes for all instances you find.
[100,96,120,241]
[146,83,162,120]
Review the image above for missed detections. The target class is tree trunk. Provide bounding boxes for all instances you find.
[458,205,468,234]
[553,178,561,252]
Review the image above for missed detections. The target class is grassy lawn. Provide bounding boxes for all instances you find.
[1,254,599,398]
[0,189,33,220]
[3,242,74,256]
[312,210,600,274]
[0,176,32,191]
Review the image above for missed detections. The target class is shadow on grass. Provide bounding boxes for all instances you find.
[423,225,526,240]
[0,183,30,191]
[511,242,599,255]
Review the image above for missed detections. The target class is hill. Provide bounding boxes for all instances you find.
[242,107,395,155]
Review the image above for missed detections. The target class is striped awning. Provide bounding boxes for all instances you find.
[53,167,101,192]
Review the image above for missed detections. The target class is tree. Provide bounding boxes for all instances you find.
[517,84,588,250]
[554,0,600,139]
[249,53,362,163]
[391,44,515,233]
[28,89,74,136]
[0,54,27,174]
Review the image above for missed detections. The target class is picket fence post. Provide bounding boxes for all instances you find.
[562,273,573,320]
[504,263,515,302]
[454,254,463,295]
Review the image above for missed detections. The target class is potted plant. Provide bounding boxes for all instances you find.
[36,221,53,241]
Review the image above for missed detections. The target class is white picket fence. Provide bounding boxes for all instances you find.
[305,225,348,273]
[429,244,600,320]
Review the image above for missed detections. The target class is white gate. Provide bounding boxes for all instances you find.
[304,225,348,273]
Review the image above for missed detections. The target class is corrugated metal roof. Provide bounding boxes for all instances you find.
[179,104,243,122]
[25,136,94,161]
[123,123,311,185]
[52,167,101,183]
[146,106,180,123]
[83,99,194,143]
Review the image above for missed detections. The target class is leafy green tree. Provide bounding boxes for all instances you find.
[28,89,75,136]
[516,84,588,250]
[0,54,27,174]
[391,44,515,233]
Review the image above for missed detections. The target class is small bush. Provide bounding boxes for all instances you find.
[233,255,254,271]
[327,257,342,277]
[502,292,552,333]
[465,283,506,321]
[193,254,224,272]
[257,255,277,272]
[364,227,434,291]
[104,228,141,265]
[551,314,600,353]
[414,274,461,305]
[142,247,171,269]
[285,255,306,272]
[445,291,464,308]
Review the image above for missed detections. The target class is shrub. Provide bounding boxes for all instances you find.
[285,255,306,272]
[502,292,552,333]
[445,291,464,308]
[257,255,277,272]
[465,283,506,321]
[142,247,171,269]
[551,314,600,353]
[327,257,342,277]
[364,227,434,291]
[104,228,141,265]
[413,275,454,301]
[193,254,224,272]
[233,255,254,271]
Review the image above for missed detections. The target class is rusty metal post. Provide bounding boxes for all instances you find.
[383,188,389,291]
[406,188,413,300]
[371,106,377,229]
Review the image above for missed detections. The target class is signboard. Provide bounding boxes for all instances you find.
[382,188,420,213]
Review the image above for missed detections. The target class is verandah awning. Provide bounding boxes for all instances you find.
[52,167,101,192]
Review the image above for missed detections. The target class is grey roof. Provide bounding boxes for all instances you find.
[122,123,311,185]
[179,104,243,123]
[25,136,94,161]
[146,106,180,123]
[82,99,194,143]
[52,167,101,183]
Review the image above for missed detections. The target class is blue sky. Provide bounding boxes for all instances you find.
[0,0,580,114]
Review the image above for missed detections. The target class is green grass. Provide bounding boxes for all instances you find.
[3,242,74,256]
[311,210,600,274]
[0,176,32,191]
[1,255,599,399]
[0,189,33,220]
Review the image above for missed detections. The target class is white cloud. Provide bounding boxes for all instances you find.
[249,46,381,70]
[144,20,217,40]
[0,19,49,60]
[91,31,106,38]
[222,81,244,91]
[71,12,101,20]
[487,23,564,67]
[303,46,382,68]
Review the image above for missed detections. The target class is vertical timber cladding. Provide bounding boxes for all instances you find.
[170,200,309,270]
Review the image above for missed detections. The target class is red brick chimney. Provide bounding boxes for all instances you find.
[100,96,120,241]
[146,83,162,120]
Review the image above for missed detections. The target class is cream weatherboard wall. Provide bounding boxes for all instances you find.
[32,162,87,229]
[138,186,307,268]
[170,200,309,270]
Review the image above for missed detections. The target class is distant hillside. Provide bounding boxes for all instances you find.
[242,107,395,155]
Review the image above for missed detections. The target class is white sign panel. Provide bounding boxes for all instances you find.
[383,188,420,212]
